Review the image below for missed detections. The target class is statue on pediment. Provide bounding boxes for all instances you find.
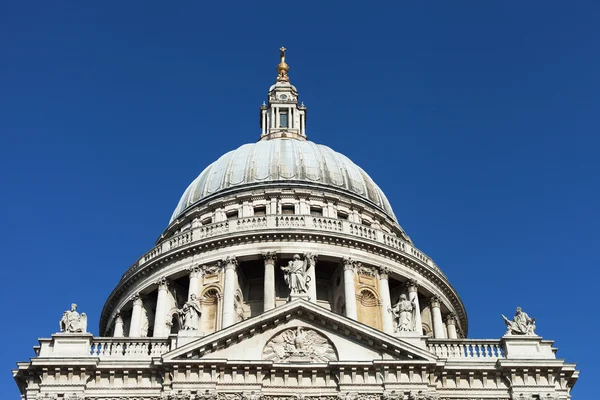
[502,307,536,336]
[281,254,311,295]
[178,294,202,330]
[59,303,87,333]
[389,294,415,332]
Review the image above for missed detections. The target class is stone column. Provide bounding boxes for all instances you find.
[128,294,144,337]
[378,267,394,334]
[188,265,202,299]
[430,296,446,339]
[263,252,277,312]
[221,256,238,328]
[261,110,266,135]
[153,278,170,337]
[342,258,358,320]
[446,313,458,339]
[306,253,318,303]
[113,312,124,338]
[406,280,423,335]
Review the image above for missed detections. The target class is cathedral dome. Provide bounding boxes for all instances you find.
[170,138,397,224]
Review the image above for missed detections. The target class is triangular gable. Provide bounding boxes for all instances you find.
[162,300,436,363]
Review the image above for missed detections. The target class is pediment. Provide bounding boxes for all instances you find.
[163,300,436,363]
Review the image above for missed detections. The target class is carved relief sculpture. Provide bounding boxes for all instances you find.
[280,254,311,295]
[178,294,202,330]
[59,303,87,333]
[502,307,536,336]
[389,294,415,332]
[262,327,337,362]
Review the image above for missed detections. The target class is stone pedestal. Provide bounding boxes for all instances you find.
[502,335,555,359]
[394,332,427,349]
[289,293,311,302]
[39,333,94,357]
[176,330,203,348]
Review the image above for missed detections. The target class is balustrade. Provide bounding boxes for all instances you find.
[427,339,505,359]
[90,338,170,358]
[129,214,446,280]
[349,223,377,240]
[168,231,192,250]
[311,216,342,231]
[236,216,268,230]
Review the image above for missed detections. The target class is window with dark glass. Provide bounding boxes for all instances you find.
[226,210,239,220]
[254,206,266,216]
[282,205,295,215]
[280,112,288,128]
[310,207,323,216]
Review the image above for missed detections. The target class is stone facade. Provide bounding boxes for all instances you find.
[13,49,578,400]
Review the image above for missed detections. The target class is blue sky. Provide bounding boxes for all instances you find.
[1,1,597,397]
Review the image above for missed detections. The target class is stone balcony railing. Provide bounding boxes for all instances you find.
[82,337,505,361]
[427,339,505,359]
[128,215,442,281]
[90,337,171,358]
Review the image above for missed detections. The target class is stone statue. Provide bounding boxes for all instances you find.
[502,307,536,336]
[178,294,202,330]
[389,294,415,332]
[59,303,87,333]
[280,254,311,295]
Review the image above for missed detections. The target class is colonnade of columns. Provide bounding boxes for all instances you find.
[120,254,458,339]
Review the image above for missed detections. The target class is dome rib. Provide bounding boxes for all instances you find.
[170,139,398,223]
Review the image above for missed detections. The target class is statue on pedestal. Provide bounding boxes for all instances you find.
[281,254,311,295]
[389,294,415,332]
[59,303,87,333]
[502,307,536,336]
[178,294,202,330]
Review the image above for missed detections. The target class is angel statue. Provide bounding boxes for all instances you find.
[178,294,202,330]
[502,307,536,336]
[281,254,311,295]
[59,303,87,333]
[389,294,416,332]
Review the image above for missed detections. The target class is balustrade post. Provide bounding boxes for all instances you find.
[406,280,423,335]
[446,313,458,339]
[430,296,446,339]
[128,294,144,337]
[153,278,170,337]
[221,256,238,328]
[263,252,277,311]
[113,312,124,338]
[378,267,394,334]
[342,258,358,320]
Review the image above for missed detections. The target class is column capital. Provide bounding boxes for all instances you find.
[115,310,123,322]
[377,266,389,280]
[446,313,456,326]
[342,257,356,272]
[156,277,169,291]
[130,293,143,305]
[430,295,441,308]
[406,279,419,292]
[304,252,318,265]
[221,256,238,270]
[188,265,203,278]
[262,252,277,263]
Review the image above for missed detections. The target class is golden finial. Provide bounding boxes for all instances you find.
[276,46,290,82]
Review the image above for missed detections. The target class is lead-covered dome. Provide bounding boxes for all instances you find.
[170,138,397,223]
